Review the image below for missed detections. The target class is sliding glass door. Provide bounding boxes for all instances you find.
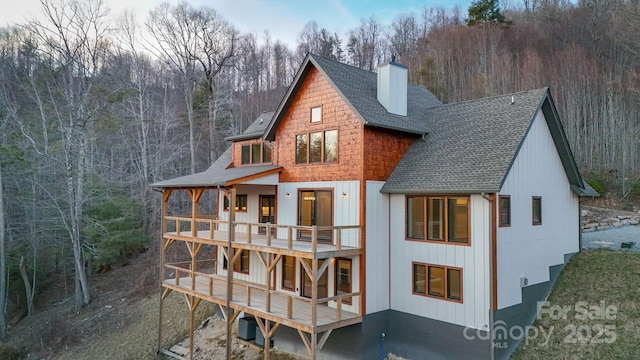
[298,189,333,242]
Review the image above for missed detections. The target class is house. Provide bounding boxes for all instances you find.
[150,53,597,360]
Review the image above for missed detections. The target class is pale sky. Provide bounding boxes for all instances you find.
[1,0,473,48]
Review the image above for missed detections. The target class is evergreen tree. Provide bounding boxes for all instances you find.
[466,0,512,26]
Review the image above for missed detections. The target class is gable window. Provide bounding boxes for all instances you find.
[223,194,248,212]
[406,196,469,244]
[295,134,307,164]
[223,249,250,274]
[499,195,511,227]
[311,106,322,123]
[295,130,338,164]
[413,262,462,303]
[240,142,272,165]
[532,196,542,225]
[335,258,352,304]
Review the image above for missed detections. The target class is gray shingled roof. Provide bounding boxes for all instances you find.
[381,88,579,193]
[264,53,441,139]
[225,111,274,141]
[149,147,281,188]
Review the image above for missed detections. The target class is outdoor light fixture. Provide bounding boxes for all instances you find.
[342,192,348,199]
[285,193,291,198]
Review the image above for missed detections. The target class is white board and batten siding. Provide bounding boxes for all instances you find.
[276,181,362,314]
[365,181,390,314]
[389,194,491,330]
[276,181,360,246]
[216,184,276,284]
[496,110,579,309]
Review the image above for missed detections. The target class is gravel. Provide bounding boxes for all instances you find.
[582,226,640,252]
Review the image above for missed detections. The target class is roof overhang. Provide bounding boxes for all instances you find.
[149,166,282,189]
[224,132,264,141]
[380,188,499,195]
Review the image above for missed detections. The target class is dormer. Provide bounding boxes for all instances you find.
[225,112,276,167]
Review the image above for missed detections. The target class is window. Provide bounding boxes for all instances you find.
[406,196,469,244]
[241,145,250,165]
[298,190,333,242]
[251,143,261,164]
[295,134,307,164]
[295,130,338,164]
[335,258,352,304]
[532,196,542,225]
[240,142,272,165]
[223,249,250,274]
[302,259,327,298]
[282,256,295,291]
[413,262,462,302]
[413,263,426,294]
[499,195,511,227]
[311,106,322,123]
[223,194,248,212]
[324,130,337,162]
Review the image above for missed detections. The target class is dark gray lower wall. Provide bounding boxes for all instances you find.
[271,310,490,360]
[494,253,574,360]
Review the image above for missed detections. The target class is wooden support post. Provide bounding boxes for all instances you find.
[266,223,271,246]
[336,227,342,250]
[312,258,318,328]
[226,187,236,360]
[311,332,317,360]
[263,319,271,360]
[265,253,271,313]
[287,296,292,319]
[247,223,252,244]
[287,227,292,249]
[312,225,318,253]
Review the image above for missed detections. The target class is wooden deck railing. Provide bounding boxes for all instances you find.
[162,262,362,322]
[163,216,361,250]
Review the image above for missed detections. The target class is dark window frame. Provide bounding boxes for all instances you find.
[310,105,322,123]
[532,196,542,225]
[335,258,352,305]
[499,195,511,227]
[222,249,250,274]
[412,262,463,303]
[240,142,273,165]
[223,194,248,212]
[294,129,338,165]
[281,255,295,291]
[405,195,470,245]
[241,144,250,165]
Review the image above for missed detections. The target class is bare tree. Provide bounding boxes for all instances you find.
[26,0,112,310]
[147,2,200,174]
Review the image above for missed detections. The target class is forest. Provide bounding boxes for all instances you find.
[0,0,639,340]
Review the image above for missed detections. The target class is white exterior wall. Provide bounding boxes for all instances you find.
[216,185,276,283]
[216,181,362,313]
[276,181,360,245]
[389,194,491,330]
[365,181,390,314]
[496,110,579,309]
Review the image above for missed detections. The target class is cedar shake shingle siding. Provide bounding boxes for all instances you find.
[276,67,362,183]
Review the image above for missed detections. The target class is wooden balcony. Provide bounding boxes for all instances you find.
[162,261,362,333]
[163,216,361,259]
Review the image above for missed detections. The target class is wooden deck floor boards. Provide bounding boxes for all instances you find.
[165,229,361,258]
[164,274,362,333]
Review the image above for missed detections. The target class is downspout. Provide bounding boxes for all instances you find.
[578,197,582,251]
[481,193,495,360]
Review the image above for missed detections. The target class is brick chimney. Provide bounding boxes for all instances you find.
[377,56,407,116]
